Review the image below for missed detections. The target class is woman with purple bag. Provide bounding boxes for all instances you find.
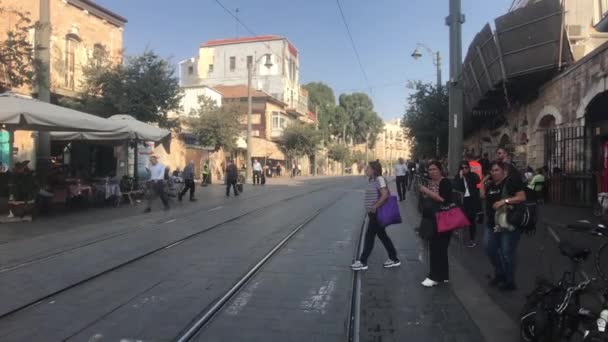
[418,160,454,287]
[351,161,401,271]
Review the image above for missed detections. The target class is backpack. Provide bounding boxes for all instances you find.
[501,179,537,235]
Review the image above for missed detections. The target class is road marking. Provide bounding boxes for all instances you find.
[164,219,176,224]
[208,206,223,212]
[164,241,183,249]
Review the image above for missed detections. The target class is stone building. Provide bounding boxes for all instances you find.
[462,0,608,205]
[0,0,125,167]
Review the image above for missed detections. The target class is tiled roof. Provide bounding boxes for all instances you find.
[201,35,284,48]
[212,85,269,99]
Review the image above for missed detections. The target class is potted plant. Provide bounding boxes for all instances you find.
[8,161,38,218]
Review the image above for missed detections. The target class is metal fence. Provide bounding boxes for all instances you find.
[544,126,596,206]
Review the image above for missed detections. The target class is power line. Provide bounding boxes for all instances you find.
[335,0,373,97]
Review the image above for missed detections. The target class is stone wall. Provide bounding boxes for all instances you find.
[465,41,608,169]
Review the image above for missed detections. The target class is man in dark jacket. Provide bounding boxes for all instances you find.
[179,160,196,201]
[225,159,239,197]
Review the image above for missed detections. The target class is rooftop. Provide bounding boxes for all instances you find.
[212,85,271,99]
[68,0,127,26]
[201,35,285,48]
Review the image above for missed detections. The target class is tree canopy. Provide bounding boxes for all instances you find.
[0,3,38,92]
[185,95,241,152]
[402,81,448,159]
[302,82,335,111]
[279,122,321,160]
[65,50,182,128]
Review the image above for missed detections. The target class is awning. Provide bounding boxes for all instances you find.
[0,92,126,132]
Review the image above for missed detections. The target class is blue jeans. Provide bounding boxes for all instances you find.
[483,226,521,285]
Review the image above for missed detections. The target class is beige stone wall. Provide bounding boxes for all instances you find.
[465,41,608,169]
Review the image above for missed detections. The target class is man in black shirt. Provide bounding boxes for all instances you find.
[479,153,490,176]
[496,147,521,181]
[480,160,527,291]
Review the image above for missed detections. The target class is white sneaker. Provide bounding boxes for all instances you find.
[383,259,401,268]
[421,278,439,287]
[351,261,368,271]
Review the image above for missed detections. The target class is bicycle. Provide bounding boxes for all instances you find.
[594,193,608,217]
[520,221,608,341]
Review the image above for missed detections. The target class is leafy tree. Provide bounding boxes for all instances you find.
[0,3,39,92]
[338,92,384,147]
[402,81,448,158]
[303,82,335,110]
[186,95,241,152]
[66,50,182,128]
[328,143,352,175]
[279,122,321,160]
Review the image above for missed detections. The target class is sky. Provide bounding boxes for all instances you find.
[95,0,515,120]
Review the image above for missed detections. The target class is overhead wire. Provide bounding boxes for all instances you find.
[335,0,374,99]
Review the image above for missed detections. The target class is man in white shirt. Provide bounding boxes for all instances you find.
[144,156,169,213]
[252,159,262,185]
[394,158,408,201]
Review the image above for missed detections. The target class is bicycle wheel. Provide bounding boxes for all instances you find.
[594,202,603,217]
[596,242,608,283]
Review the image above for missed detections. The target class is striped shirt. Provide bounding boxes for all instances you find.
[365,176,387,210]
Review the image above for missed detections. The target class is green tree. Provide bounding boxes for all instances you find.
[67,50,182,128]
[303,82,335,110]
[279,122,321,161]
[186,95,241,152]
[0,3,39,92]
[338,92,384,148]
[327,143,351,175]
[402,81,448,158]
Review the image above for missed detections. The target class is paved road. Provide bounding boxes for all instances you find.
[0,177,500,341]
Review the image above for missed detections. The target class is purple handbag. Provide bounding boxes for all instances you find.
[376,183,402,227]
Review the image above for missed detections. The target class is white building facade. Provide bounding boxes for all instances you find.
[179,35,303,110]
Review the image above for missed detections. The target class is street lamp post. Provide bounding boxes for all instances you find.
[411,43,442,158]
[246,54,273,184]
[411,44,442,89]
[446,0,465,177]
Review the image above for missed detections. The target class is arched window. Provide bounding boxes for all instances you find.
[65,34,80,90]
[92,43,105,68]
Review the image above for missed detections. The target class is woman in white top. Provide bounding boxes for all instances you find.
[351,161,401,271]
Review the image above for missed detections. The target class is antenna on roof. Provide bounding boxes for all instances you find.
[235,8,240,38]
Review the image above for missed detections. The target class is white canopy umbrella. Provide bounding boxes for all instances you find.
[0,92,128,168]
[0,92,126,132]
[50,114,171,144]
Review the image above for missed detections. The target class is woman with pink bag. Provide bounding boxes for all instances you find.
[418,161,454,287]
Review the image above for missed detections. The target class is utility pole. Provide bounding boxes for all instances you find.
[36,0,51,180]
[446,0,465,177]
[246,63,253,184]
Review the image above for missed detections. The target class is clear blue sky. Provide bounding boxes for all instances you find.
[96,0,514,120]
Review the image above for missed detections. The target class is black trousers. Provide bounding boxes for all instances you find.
[179,179,195,199]
[226,179,238,196]
[253,171,261,185]
[462,197,477,241]
[429,231,452,281]
[360,213,398,264]
[396,176,407,201]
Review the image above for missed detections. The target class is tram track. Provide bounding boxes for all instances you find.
[0,181,349,321]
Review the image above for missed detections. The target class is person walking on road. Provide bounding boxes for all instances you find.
[253,159,262,185]
[144,156,169,213]
[351,161,401,271]
[418,160,453,287]
[225,159,239,197]
[480,160,527,291]
[394,158,408,201]
[454,161,481,248]
[179,160,197,202]
[201,163,210,186]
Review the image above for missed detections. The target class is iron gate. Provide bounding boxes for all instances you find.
[544,126,595,206]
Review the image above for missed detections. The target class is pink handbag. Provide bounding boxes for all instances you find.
[435,206,470,233]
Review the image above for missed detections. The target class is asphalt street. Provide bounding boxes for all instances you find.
[0,177,500,341]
